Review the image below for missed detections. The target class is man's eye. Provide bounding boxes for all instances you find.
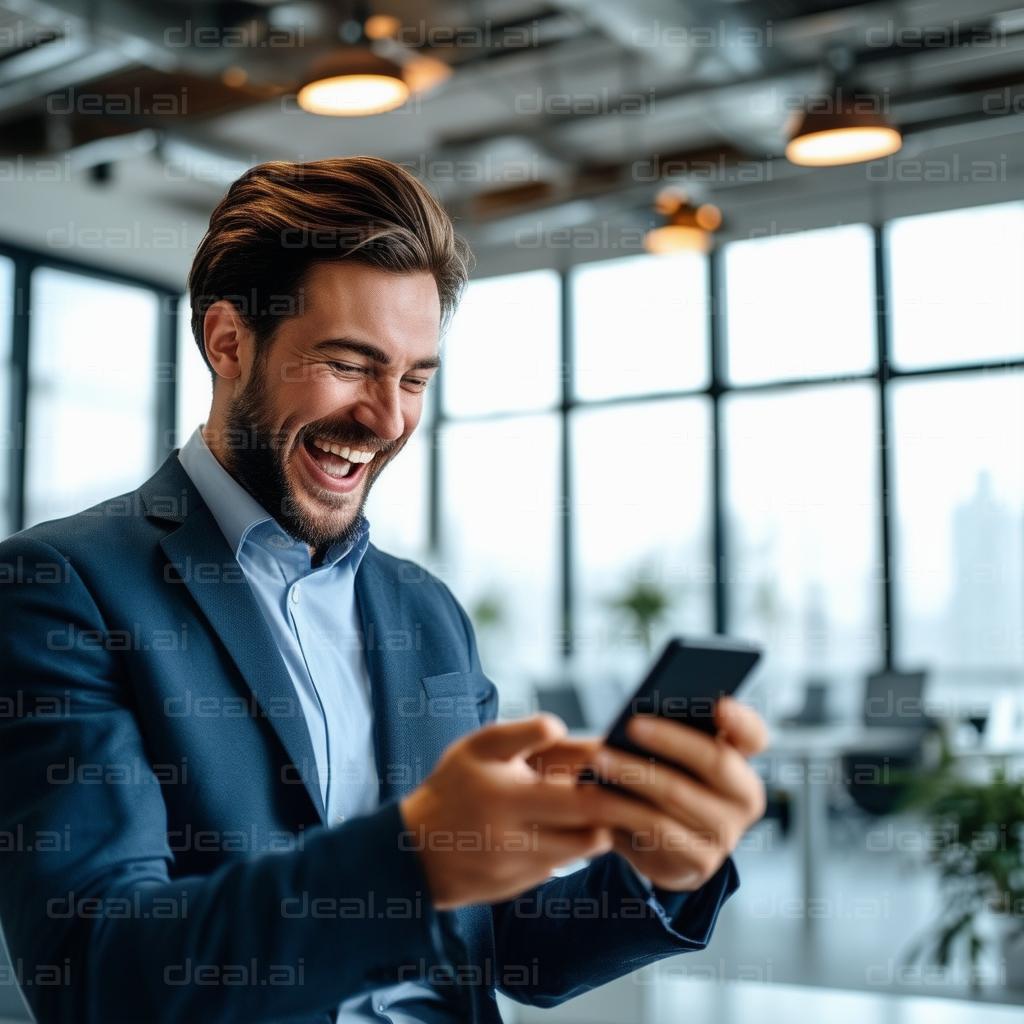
[329,362,366,375]
[403,377,430,391]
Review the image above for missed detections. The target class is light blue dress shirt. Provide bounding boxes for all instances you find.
[178,428,461,1024]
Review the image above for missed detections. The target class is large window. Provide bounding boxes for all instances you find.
[724,224,877,385]
[441,269,561,417]
[175,295,213,448]
[571,398,713,681]
[25,268,160,528]
[424,202,1024,721]
[572,253,708,399]
[0,247,176,540]
[569,254,713,691]
[886,202,1024,691]
[724,385,881,695]
[891,373,1024,682]
[888,201,1024,370]
[434,271,565,699]
[722,224,882,710]
[439,414,562,687]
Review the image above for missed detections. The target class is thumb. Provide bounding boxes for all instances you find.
[714,696,768,758]
[468,714,568,762]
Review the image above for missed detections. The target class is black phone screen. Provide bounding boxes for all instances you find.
[603,637,761,773]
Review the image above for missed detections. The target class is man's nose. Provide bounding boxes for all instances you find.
[352,378,405,442]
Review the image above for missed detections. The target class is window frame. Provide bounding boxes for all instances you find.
[431,209,1024,672]
[0,239,179,534]
[4,203,1023,677]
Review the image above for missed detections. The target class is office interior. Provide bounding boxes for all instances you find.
[0,0,1023,1021]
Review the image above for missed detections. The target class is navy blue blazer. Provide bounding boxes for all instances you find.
[0,453,738,1024]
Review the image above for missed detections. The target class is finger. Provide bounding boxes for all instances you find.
[503,770,618,829]
[526,737,603,775]
[531,826,614,864]
[714,697,769,757]
[468,714,567,761]
[577,781,685,839]
[591,745,735,835]
[624,716,754,802]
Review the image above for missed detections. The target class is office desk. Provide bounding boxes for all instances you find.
[764,726,925,916]
[763,725,1024,916]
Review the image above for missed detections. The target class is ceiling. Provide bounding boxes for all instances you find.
[1,0,1023,286]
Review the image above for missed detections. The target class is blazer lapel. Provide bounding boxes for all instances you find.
[143,455,327,824]
[355,548,422,805]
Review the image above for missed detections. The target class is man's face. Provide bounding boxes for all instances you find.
[221,262,441,550]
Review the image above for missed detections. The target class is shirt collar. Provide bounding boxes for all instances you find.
[177,426,370,569]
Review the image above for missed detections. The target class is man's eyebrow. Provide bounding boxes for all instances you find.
[313,338,441,371]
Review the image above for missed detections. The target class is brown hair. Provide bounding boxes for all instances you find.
[186,156,473,369]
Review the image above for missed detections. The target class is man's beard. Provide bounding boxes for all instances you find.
[221,358,400,551]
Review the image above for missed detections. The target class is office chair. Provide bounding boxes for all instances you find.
[842,669,931,817]
[533,685,588,731]
[780,680,831,726]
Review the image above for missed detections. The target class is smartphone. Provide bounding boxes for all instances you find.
[598,636,761,783]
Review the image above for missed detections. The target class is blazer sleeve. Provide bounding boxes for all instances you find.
[0,537,449,1024]
[492,853,739,1006]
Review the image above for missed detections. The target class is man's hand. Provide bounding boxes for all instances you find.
[589,697,767,891]
[399,715,614,910]
[401,700,767,911]
[532,697,768,893]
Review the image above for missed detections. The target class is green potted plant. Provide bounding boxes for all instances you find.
[469,592,506,676]
[904,756,1024,991]
[607,575,674,651]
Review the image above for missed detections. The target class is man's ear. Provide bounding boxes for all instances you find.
[204,300,251,382]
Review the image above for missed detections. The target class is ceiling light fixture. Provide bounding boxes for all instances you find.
[296,14,451,117]
[785,100,902,167]
[644,188,722,255]
[297,48,409,116]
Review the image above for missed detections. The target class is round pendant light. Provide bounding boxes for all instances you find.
[644,188,722,254]
[297,48,410,116]
[786,101,902,167]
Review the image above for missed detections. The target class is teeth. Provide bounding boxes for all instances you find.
[320,459,350,479]
[311,438,375,465]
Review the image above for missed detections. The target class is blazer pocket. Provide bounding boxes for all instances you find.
[421,671,471,699]
[420,671,487,733]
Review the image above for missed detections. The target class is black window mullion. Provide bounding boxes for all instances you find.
[874,225,895,669]
[8,254,32,535]
[559,270,574,660]
[709,248,727,635]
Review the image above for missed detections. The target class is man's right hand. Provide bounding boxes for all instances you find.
[399,715,613,910]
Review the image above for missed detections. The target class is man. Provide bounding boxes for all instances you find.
[0,157,767,1024]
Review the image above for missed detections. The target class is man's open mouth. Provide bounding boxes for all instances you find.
[303,436,376,480]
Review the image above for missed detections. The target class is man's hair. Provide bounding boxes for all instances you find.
[186,156,473,369]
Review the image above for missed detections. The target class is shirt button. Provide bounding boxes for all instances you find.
[291,586,300,604]
[334,815,345,825]
[267,533,291,549]
[378,1005,385,1013]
